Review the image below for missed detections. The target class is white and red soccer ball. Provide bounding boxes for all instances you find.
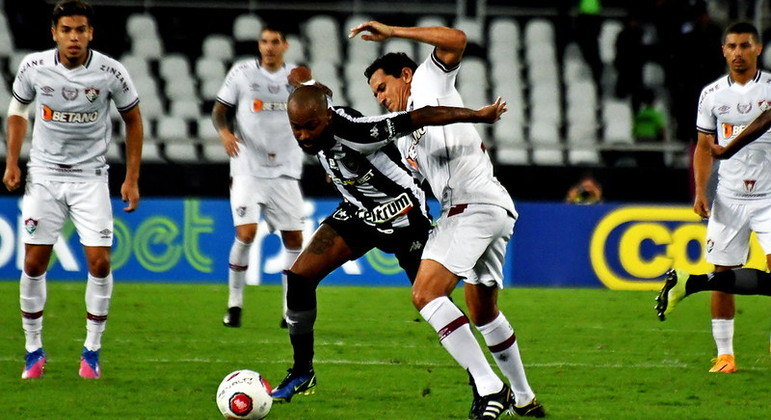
[216,370,272,419]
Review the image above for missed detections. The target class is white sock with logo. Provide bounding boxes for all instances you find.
[84,272,113,351]
[712,318,734,356]
[228,238,251,308]
[20,272,47,353]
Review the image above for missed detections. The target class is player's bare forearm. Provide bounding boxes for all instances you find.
[121,106,144,184]
[212,101,235,134]
[716,108,771,159]
[349,22,465,66]
[693,133,714,197]
[409,98,506,128]
[3,115,28,191]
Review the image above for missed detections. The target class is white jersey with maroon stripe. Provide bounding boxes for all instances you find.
[403,52,516,216]
[697,71,771,201]
[216,59,303,179]
[12,49,139,181]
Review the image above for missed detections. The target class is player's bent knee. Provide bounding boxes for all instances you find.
[286,271,318,311]
[411,287,443,311]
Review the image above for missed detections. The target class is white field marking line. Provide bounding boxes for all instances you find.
[3,356,766,371]
[73,337,424,348]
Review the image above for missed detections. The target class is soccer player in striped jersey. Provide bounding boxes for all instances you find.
[656,22,771,373]
[213,24,308,329]
[3,0,143,379]
[270,85,507,403]
[352,21,545,418]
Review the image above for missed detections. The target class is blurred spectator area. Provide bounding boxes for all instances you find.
[0,0,764,200]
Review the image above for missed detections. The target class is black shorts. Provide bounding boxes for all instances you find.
[322,203,432,282]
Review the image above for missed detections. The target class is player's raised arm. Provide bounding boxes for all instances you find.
[3,98,30,191]
[711,107,771,159]
[349,21,466,67]
[120,105,143,212]
[409,97,507,128]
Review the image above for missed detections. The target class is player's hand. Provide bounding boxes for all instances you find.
[349,21,394,42]
[121,181,140,212]
[220,131,241,157]
[693,194,710,219]
[478,97,507,123]
[710,143,729,159]
[288,66,312,87]
[3,164,21,191]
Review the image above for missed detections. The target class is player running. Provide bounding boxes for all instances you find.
[270,85,507,404]
[351,21,545,418]
[663,22,771,373]
[213,24,307,329]
[3,0,143,379]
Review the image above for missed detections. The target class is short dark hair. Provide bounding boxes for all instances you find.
[261,24,287,42]
[723,21,760,44]
[52,0,94,27]
[364,52,418,81]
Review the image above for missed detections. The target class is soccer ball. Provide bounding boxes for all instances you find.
[216,370,272,419]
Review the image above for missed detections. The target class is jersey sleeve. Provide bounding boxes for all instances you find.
[410,50,460,101]
[695,87,716,134]
[110,60,140,112]
[11,54,37,105]
[332,107,415,154]
[216,63,244,107]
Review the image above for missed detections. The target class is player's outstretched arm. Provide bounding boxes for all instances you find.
[409,97,507,128]
[3,99,30,191]
[711,108,771,159]
[212,101,241,157]
[120,105,143,212]
[349,21,466,67]
[692,132,714,218]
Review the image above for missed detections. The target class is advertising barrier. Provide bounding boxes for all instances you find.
[0,198,765,289]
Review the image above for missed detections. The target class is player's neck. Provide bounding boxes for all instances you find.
[259,59,284,73]
[57,49,88,69]
[730,67,758,85]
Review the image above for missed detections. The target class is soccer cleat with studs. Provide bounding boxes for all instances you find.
[655,269,688,321]
[21,348,47,379]
[223,307,242,328]
[511,398,547,417]
[709,354,737,373]
[469,383,512,420]
[271,368,317,403]
[79,347,101,379]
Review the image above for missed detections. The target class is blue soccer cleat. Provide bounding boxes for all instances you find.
[271,368,316,403]
[79,347,101,379]
[22,348,47,379]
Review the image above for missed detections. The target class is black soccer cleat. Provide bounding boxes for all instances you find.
[279,318,288,329]
[223,307,242,327]
[511,398,546,417]
[271,368,317,403]
[469,383,512,420]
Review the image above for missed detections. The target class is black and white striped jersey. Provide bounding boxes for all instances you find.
[315,106,431,229]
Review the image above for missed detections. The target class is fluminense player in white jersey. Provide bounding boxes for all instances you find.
[212,25,309,329]
[655,22,771,374]
[2,0,143,380]
[351,22,544,419]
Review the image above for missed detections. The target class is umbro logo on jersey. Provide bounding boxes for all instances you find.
[236,206,247,217]
[61,86,79,101]
[41,86,55,96]
[41,105,99,123]
[99,228,112,239]
[717,105,730,114]
[24,218,38,235]
[85,88,100,102]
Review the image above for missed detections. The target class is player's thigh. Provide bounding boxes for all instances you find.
[21,181,68,245]
[230,176,263,226]
[263,177,306,232]
[706,197,751,266]
[291,223,355,279]
[67,182,113,247]
[748,200,771,259]
[422,205,513,286]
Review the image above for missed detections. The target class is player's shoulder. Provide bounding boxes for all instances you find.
[15,49,55,73]
[757,70,771,84]
[89,50,125,70]
[230,57,256,72]
[698,74,729,101]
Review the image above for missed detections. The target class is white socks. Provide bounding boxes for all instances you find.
[283,248,301,318]
[84,272,113,351]
[477,312,535,405]
[20,272,47,353]
[227,238,251,308]
[420,296,503,396]
[712,318,734,356]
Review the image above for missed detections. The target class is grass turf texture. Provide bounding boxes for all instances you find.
[0,282,769,419]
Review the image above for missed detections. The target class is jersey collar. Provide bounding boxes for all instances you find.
[54,48,94,69]
[727,69,761,86]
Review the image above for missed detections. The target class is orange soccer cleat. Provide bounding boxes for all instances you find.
[708,354,737,373]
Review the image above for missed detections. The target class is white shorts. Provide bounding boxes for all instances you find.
[230,175,305,232]
[422,204,515,288]
[22,180,113,247]
[706,195,771,266]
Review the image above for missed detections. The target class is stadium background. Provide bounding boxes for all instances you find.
[0,0,769,287]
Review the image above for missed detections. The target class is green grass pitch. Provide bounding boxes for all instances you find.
[0,281,768,419]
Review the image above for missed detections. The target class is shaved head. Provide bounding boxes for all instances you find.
[287,85,333,154]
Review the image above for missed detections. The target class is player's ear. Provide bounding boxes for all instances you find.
[401,67,413,84]
[51,25,56,42]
